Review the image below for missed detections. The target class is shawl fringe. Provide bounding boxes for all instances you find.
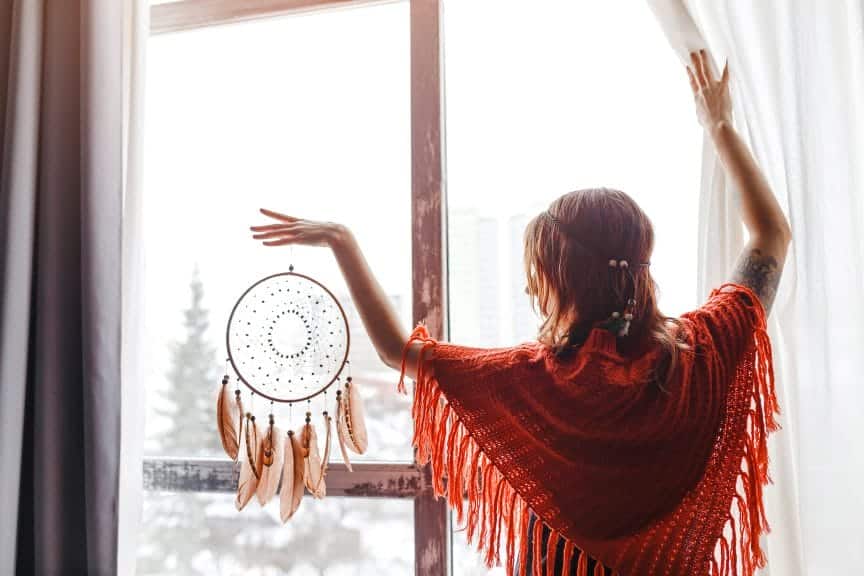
[709,301,778,576]
[399,327,604,576]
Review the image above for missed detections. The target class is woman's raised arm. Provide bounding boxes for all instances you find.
[250,208,427,379]
[686,50,792,313]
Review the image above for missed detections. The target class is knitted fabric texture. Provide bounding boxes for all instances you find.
[398,284,778,576]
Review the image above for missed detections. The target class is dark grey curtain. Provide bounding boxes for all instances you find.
[0,1,123,574]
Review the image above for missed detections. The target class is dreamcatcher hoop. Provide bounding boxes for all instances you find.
[225,270,351,403]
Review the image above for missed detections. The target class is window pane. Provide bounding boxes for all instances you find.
[142,3,413,463]
[445,0,702,350]
[137,493,414,575]
[451,511,508,575]
[444,0,703,572]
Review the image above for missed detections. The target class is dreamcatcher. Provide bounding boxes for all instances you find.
[216,267,368,520]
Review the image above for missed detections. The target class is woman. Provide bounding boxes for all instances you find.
[251,50,790,576]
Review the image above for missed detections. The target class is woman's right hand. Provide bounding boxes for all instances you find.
[686,50,732,133]
[686,51,791,314]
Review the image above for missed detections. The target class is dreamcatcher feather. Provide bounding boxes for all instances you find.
[337,377,368,455]
[218,269,366,522]
[217,376,241,460]
[256,416,283,505]
[245,413,262,480]
[302,413,324,500]
[313,411,332,498]
[335,389,354,472]
[280,430,306,522]
[236,414,261,511]
[279,432,295,522]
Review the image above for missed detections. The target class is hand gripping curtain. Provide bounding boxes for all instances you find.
[648,1,864,573]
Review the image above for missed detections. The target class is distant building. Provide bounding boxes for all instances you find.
[448,209,500,347]
[509,213,539,342]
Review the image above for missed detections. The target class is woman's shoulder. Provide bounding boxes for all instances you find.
[683,283,763,318]
[676,282,768,361]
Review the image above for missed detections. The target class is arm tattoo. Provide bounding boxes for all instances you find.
[731,248,781,313]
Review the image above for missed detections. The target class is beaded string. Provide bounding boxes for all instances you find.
[603,259,650,337]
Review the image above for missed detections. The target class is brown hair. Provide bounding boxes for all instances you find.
[524,188,685,385]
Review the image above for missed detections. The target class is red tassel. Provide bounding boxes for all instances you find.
[505,492,520,572]
[518,505,530,576]
[445,417,462,505]
[561,539,575,576]
[576,550,589,576]
[532,517,544,576]
[546,531,560,576]
[488,478,508,566]
[478,468,496,556]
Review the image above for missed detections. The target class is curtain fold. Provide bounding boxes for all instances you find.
[0,0,44,572]
[119,0,149,574]
[649,0,864,573]
[0,0,127,574]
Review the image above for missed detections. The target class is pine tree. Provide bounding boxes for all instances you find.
[137,270,224,575]
[155,269,222,456]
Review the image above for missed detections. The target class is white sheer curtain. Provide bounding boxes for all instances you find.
[119,0,148,574]
[649,1,864,574]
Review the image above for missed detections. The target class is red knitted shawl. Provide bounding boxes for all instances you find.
[398,284,778,576]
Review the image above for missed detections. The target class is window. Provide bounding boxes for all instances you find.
[141,2,432,574]
[141,1,701,574]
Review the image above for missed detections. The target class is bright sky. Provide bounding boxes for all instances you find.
[144,0,704,572]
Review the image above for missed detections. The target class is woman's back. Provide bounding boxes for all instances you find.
[400,281,774,575]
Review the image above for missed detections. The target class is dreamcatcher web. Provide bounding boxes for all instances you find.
[227,272,349,403]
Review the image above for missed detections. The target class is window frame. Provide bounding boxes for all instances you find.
[144,0,449,574]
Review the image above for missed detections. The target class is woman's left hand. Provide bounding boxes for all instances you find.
[250,208,345,248]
